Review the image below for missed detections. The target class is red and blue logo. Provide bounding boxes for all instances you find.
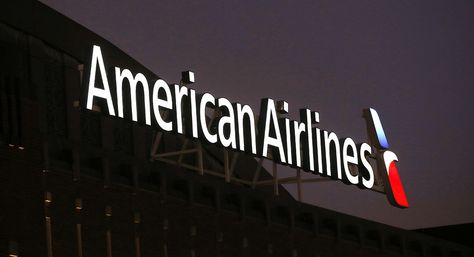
[365,108,409,208]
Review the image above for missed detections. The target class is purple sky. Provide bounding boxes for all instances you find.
[39,0,474,229]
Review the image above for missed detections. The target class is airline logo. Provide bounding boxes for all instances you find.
[365,108,409,208]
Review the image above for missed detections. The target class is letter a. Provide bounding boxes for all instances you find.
[86,45,116,116]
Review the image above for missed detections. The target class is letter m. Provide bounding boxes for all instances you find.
[115,68,151,125]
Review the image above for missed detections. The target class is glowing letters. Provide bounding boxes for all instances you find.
[84,45,408,208]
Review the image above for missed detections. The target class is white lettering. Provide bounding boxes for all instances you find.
[261,99,286,163]
[199,93,217,143]
[86,45,116,116]
[115,68,151,125]
[342,138,359,185]
[217,98,237,149]
[152,79,173,131]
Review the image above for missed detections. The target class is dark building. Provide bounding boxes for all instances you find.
[0,1,473,257]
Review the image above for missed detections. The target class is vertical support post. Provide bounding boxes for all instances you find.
[103,159,110,188]
[135,237,141,257]
[312,213,319,237]
[106,230,112,257]
[134,212,141,257]
[273,162,279,196]
[76,224,83,257]
[105,206,113,257]
[150,132,163,160]
[197,141,204,175]
[75,198,83,257]
[296,169,302,201]
[73,151,81,181]
[44,191,53,257]
[229,152,239,174]
[177,138,189,167]
[162,218,169,257]
[45,216,53,257]
[224,150,230,182]
[252,158,264,189]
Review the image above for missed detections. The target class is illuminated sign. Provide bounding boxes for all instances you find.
[364,109,408,208]
[84,45,408,208]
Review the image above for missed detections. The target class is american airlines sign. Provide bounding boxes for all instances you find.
[84,45,409,208]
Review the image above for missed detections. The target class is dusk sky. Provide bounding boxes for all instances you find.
[39,0,474,229]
